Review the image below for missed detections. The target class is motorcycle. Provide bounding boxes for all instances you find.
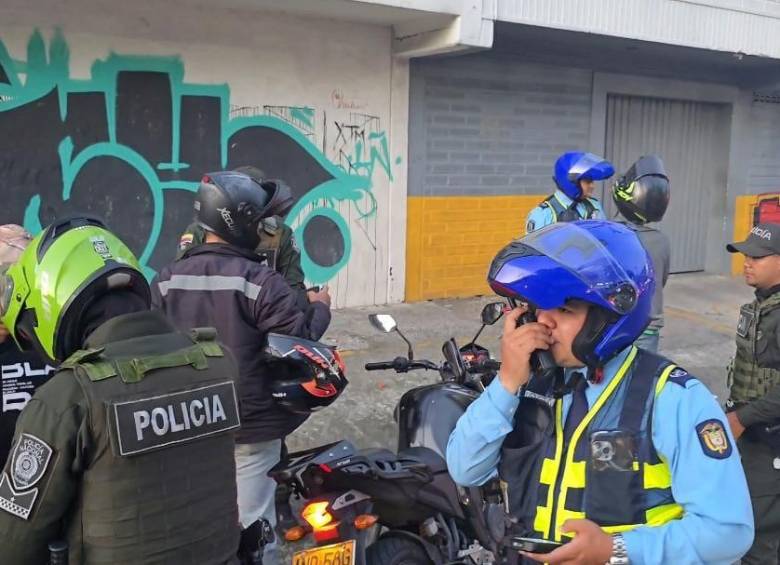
[270,302,509,565]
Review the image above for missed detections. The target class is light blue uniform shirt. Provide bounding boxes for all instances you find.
[446,347,754,564]
[525,190,606,233]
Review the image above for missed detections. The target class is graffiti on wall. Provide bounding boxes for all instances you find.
[0,30,394,283]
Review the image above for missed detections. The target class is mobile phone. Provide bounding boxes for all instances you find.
[307,286,321,292]
[511,536,565,553]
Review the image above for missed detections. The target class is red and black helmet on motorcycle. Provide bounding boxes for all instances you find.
[265,333,348,414]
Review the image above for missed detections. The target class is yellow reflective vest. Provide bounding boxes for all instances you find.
[499,347,683,541]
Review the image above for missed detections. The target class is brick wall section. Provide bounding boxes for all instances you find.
[406,52,595,301]
[406,194,542,301]
[409,52,594,198]
[748,100,780,193]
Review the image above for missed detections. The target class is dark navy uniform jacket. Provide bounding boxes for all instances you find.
[152,243,331,443]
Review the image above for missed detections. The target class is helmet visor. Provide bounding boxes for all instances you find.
[493,222,639,314]
[567,153,615,182]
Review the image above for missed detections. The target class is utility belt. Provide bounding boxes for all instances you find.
[726,400,780,452]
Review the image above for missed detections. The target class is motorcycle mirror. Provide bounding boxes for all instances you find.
[369,314,397,333]
[442,339,466,381]
[368,314,414,359]
[481,302,504,325]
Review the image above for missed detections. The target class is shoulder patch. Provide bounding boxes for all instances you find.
[11,433,53,490]
[667,367,697,388]
[261,216,279,236]
[0,473,38,520]
[0,433,54,520]
[696,419,732,459]
[179,233,194,251]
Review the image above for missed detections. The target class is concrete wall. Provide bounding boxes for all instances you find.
[748,99,780,193]
[0,0,408,307]
[406,54,594,300]
[409,55,593,197]
[497,0,780,59]
[407,49,768,300]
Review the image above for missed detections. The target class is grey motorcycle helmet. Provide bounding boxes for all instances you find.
[612,155,670,225]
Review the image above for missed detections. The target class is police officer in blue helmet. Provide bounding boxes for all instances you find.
[448,221,753,564]
[525,152,614,234]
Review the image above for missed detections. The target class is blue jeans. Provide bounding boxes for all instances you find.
[635,331,660,353]
[235,439,282,565]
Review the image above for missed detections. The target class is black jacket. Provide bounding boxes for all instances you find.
[151,243,331,442]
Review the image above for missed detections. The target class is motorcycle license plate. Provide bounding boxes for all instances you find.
[293,540,356,565]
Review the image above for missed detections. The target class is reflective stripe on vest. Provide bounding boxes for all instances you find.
[533,347,683,541]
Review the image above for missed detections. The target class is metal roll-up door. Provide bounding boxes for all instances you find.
[603,94,730,272]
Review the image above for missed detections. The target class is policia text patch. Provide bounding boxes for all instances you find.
[112,381,240,456]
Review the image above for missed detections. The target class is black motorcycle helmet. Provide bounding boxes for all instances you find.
[195,171,269,249]
[611,155,670,225]
[234,165,296,220]
[264,333,348,415]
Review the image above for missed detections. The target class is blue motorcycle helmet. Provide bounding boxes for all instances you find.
[554,152,615,201]
[487,221,654,367]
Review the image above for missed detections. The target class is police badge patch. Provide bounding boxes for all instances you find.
[696,419,732,459]
[11,433,53,489]
[90,236,112,260]
[0,434,53,520]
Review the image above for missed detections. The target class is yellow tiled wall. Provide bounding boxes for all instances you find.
[406,192,773,301]
[405,194,543,301]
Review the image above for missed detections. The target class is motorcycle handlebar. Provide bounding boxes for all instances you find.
[365,361,396,371]
[364,357,438,373]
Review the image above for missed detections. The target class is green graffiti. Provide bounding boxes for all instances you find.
[0,30,396,283]
[290,106,315,130]
[352,131,394,182]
